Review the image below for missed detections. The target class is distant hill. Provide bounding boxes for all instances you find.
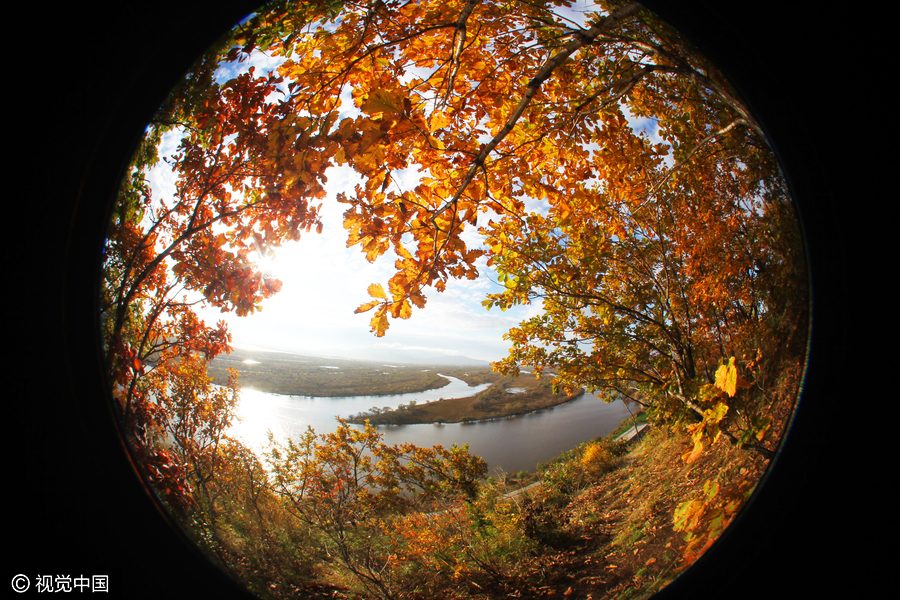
[230,342,492,367]
[338,347,491,366]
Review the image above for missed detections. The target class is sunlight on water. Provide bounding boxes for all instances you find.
[228,388,289,455]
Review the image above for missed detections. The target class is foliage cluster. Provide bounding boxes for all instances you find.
[157,418,541,600]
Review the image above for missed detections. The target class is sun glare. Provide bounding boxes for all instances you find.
[227,388,283,455]
[253,248,278,277]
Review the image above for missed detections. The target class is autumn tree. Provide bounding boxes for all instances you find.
[264,419,487,599]
[102,0,806,527]
[99,1,343,505]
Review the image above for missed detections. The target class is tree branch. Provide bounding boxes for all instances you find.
[649,117,750,196]
[434,1,642,218]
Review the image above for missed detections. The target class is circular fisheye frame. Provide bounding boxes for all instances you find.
[97,2,809,599]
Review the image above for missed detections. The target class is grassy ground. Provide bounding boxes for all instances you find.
[426,422,771,600]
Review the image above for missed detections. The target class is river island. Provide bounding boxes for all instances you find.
[346,371,584,425]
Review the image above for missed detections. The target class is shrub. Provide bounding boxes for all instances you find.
[581,439,626,479]
[581,441,614,478]
[540,459,583,501]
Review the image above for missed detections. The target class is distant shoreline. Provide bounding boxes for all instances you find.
[208,346,502,397]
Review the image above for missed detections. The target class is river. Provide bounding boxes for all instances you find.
[228,374,639,475]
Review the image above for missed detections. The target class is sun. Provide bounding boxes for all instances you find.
[248,234,280,278]
[253,249,278,277]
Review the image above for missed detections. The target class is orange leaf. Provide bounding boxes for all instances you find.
[355,300,381,314]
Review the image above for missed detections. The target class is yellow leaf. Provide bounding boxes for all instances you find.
[408,292,427,309]
[705,402,729,425]
[430,110,451,132]
[703,479,720,499]
[714,357,738,397]
[371,311,389,337]
[682,438,703,464]
[398,299,412,319]
[368,283,387,298]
